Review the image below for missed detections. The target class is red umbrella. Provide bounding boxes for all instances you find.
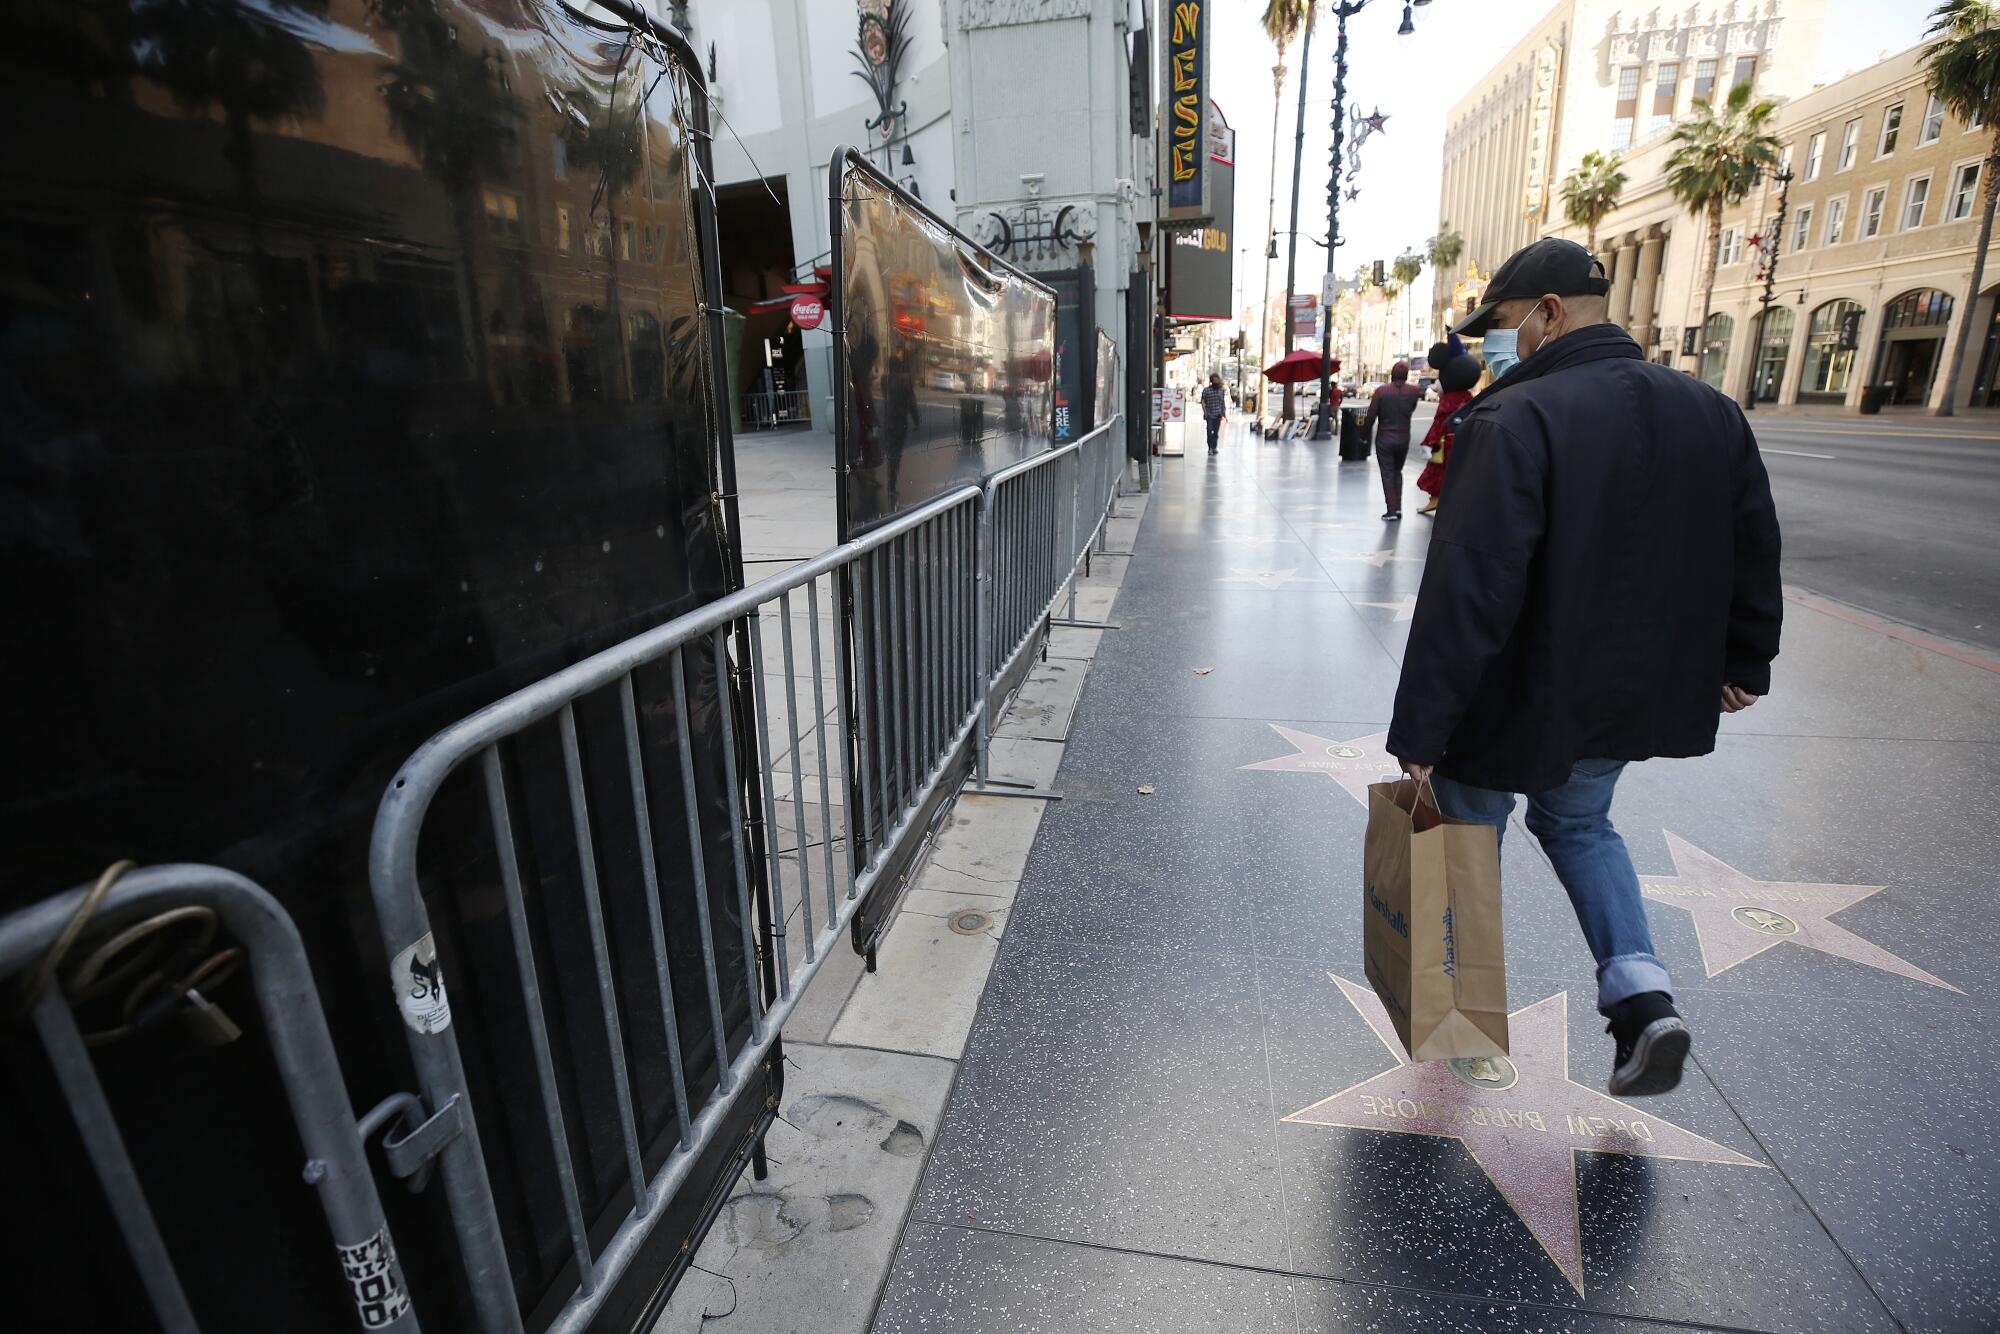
[1261,349,1336,383]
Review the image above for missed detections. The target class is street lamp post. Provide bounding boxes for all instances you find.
[1742,167,1795,412]
[1311,0,1429,440]
[1280,12,1315,423]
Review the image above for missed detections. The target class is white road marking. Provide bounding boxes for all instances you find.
[1762,447,1837,460]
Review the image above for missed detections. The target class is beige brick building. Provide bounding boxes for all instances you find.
[1435,0,1827,330]
[1691,46,2000,411]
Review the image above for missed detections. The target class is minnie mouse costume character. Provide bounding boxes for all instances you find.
[1416,335,1483,515]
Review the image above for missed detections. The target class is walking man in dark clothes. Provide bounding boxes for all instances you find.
[1387,238,1783,1097]
[1201,373,1227,454]
[1360,360,1422,519]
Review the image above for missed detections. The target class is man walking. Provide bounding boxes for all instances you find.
[1201,373,1227,455]
[1359,361,1422,520]
[1387,238,1782,1097]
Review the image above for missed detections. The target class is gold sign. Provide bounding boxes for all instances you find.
[1161,0,1212,225]
[1522,42,1559,222]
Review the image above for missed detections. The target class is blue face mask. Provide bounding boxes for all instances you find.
[1482,326,1521,380]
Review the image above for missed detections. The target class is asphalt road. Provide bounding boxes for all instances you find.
[1748,413,2000,654]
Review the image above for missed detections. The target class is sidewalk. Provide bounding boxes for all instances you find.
[868,419,2000,1332]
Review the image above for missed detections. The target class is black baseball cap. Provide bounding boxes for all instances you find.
[1451,237,1611,337]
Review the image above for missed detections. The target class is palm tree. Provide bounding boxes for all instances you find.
[1922,0,2000,416]
[1666,82,1781,374]
[565,80,650,401]
[1262,0,1309,420]
[1426,223,1464,334]
[1391,250,1424,356]
[1560,150,1628,254]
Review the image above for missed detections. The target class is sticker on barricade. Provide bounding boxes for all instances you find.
[337,1229,411,1329]
[390,932,451,1034]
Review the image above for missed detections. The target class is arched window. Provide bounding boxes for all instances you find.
[1801,299,1864,399]
[1700,312,1733,388]
[1753,306,1794,402]
[1881,288,1954,329]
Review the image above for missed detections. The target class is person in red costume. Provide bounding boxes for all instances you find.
[1416,337,1484,517]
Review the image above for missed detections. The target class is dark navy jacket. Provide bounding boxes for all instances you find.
[1387,323,1782,793]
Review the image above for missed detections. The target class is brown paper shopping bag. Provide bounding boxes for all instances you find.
[1362,777,1509,1062]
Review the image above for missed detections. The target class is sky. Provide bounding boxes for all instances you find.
[1213,0,1941,331]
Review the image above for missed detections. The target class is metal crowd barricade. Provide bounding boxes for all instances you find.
[975,415,1126,785]
[0,863,427,1334]
[366,412,1123,1333]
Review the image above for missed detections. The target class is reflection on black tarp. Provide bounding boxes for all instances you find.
[1096,327,1121,429]
[0,3,760,1331]
[834,162,1053,539]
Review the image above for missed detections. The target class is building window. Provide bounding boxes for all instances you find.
[1804,131,1825,181]
[481,188,522,242]
[1650,62,1679,134]
[1901,175,1930,229]
[1753,306,1795,402]
[1861,185,1887,237]
[1792,205,1814,251]
[621,220,636,261]
[1878,103,1903,157]
[1719,225,1744,265]
[1732,54,1757,91]
[1693,58,1717,104]
[1838,118,1860,171]
[1950,162,1981,220]
[1920,93,1945,145]
[1882,288,1954,328]
[1824,196,1847,245]
[1613,65,1640,149]
[552,135,568,179]
[1801,299,1864,398]
[557,204,572,253]
[1700,313,1733,389]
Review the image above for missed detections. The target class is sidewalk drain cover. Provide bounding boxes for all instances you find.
[948,910,994,936]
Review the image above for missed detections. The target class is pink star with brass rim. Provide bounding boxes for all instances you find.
[1640,832,1961,992]
[1284,975,1763,1294]
[1238,724,1394,807]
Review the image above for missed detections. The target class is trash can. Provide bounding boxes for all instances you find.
[1339,404,1370,461]
[1859,384,1892,414]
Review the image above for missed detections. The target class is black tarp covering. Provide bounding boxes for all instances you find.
[832,157,1054,541]
[1096,326,1121,429]
[0,3,763,1330]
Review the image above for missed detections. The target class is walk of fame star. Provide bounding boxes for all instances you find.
[1284,975,1764,1294]
[1217,567,1319,589]
[1641,832,1961,993]
[1239,724,1394,806]
[1322,549,1413,569]
[1356,593,1418,622]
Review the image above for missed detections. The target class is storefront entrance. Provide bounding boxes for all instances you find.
[1871,288,1953,406]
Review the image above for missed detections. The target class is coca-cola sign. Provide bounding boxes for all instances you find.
[791,295,825,329]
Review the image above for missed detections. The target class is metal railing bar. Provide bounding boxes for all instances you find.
[742,621,794,998]
[482,748,596,1291]
[825,577,862,905]
[557,702,650,1215]
[706,629,765,1053]
[29,988,201,1334]
[669,648,740,1086]
[868,549,893,847]
[616,675,695,1148]
[804,579,840,924]
[886,537,908,813]
[777,592,816,962]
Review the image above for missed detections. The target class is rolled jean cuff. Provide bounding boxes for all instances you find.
[1596,953,1674,1011]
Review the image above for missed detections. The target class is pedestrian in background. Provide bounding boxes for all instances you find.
[1388,237,1782,1098]
[1360,360,1422,520]
[1201,373,1227,454]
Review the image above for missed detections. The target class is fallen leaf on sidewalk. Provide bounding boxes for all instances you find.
[1137,784,1156,795]
[1192,667,1213,676]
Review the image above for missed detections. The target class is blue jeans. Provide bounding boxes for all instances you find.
[1431,759,1673,1013]
[1205,415,1222,449]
